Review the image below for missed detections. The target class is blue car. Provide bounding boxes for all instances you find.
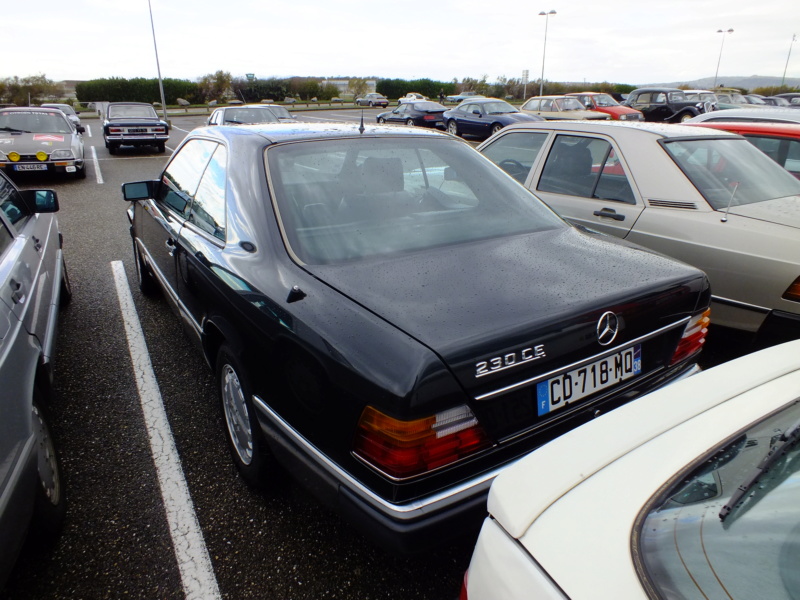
[443,98,544,139]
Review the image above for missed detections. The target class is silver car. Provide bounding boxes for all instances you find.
[0,107,86,178]
[478,121,800,346]
[686,107,800,124]
[40,103,81,129]
[0,170,69,586]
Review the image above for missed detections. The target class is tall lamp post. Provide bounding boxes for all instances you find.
[148,0,169,123]
[782,34,797,88]
[539,10,556,97]
[713,28,734,89]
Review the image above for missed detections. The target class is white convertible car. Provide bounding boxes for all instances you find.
[461,339,800,599]
[478,121,800,347]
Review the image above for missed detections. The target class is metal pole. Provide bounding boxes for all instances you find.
[782,34,797,88]
[713,29,733,89]
[148,0,169,123]
[539,11,556,98]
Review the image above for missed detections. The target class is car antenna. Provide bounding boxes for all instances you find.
[359,111,365,134]
[721,181,739,223]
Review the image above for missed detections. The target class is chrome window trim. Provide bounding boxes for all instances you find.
[475,316,691,402]
[711,295,771,314]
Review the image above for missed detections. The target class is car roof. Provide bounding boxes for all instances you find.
[687,120,800,136]
[686,107,800,124]
[486,119,739,140]
[1,106,65,115]
[630,87,686,93]
[488,340,800,539]
[107,101,152,106]
[189,121,451,146]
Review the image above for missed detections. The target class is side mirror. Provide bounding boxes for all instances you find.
[20,189,59,213]
[443,167,458,181]
[122,180,158,201]
[77,125,86,134]
[473,109,482,116]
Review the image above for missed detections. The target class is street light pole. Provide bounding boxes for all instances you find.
[539,10,556,98]
[713,28,734,90]
[782,34,797,88]
[148,0,169,123]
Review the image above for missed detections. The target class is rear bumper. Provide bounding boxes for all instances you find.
[755,309,800,348]
[252,360,700,554]
[105,134,169,144]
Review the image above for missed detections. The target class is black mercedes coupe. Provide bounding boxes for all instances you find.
[122,123,711,553]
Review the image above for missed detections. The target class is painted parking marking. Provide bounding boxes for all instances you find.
[90,146,104,184]
[111,261,221,600]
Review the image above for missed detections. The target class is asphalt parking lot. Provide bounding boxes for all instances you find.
[1,108,749,600]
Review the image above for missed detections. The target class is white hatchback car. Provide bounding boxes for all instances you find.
[462,339,800,600]
[478,121,800,347]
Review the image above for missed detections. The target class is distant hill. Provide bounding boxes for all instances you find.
[650,75,800,91]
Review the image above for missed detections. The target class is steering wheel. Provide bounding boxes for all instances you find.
[498,159,527,178]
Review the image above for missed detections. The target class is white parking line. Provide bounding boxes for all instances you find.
[85,124,92,137]
[111,261,221,600]
[90,146,104,184]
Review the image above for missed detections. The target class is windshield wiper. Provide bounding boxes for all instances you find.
[0,126,29,133]
[719,417,800,521]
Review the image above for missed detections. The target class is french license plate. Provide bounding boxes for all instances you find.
[14,164,47,171]
[536,345,641,416]
[127,128,148,133]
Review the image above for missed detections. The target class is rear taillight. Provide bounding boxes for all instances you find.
[783,276,800,302]
[154,127,166,133]
[109,127,123,134]
[459,570,469,600]
[423,115,436,120]
[353,405,491,478]
[670,308,711,365]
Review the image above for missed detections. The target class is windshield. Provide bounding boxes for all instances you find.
[223,108,279,124]
[481,101,517,114]
[637,399,800,599]
[268,106,292,119]
[108,105,158,119]
[662,137,800,209]
[591,94,619,107]
[267,136,564,265]
[554,97,586,111]
[0,110,72,134]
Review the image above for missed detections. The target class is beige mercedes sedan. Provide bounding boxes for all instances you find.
[478,120,800,347]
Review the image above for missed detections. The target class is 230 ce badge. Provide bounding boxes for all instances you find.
[476,345,546,378]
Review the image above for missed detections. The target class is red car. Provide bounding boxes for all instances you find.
[688,121,800,179]
[567,92,644,121]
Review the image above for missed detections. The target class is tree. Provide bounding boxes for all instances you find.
[0,74,63,106]
[198,71,233,103]
[348,77,369,99]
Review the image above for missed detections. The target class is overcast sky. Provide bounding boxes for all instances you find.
[4,0,798,87]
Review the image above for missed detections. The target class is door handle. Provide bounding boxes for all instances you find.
[593,208,625,221]
[9,279,26,304]
[165,238,176,257]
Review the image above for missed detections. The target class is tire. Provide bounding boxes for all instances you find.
[679,112,694,123]
[491,123,504,135]
[447,120,460,137]
[216,344,277,488]
[29,393,66,538]
[133,241,158,296]
[59,257,72,308]
[406,119,415,127]
[156,142,165,153]
[368,101,374,107]
[108,143,118,155]
[75,165,87,179]
[377,117,386,123]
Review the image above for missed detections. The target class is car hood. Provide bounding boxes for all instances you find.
[305,227,705,395]
[0,131,78,152]
[726,196,800,229]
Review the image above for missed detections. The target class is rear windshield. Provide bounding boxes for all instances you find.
[267,136,564,265]
[662,137,800,209]
[637,398,800,599]
[108,105,158,119]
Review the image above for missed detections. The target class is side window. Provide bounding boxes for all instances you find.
[654,93,666,103]
[0,218,13,257]
[595,148,636,204]
[537,135,634,203]
[189,144,228,241]
[540,99,553,111]
[481,132,549,183]
[157,139,216,217]
[747,136,800,178]
[0,173,31,228]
